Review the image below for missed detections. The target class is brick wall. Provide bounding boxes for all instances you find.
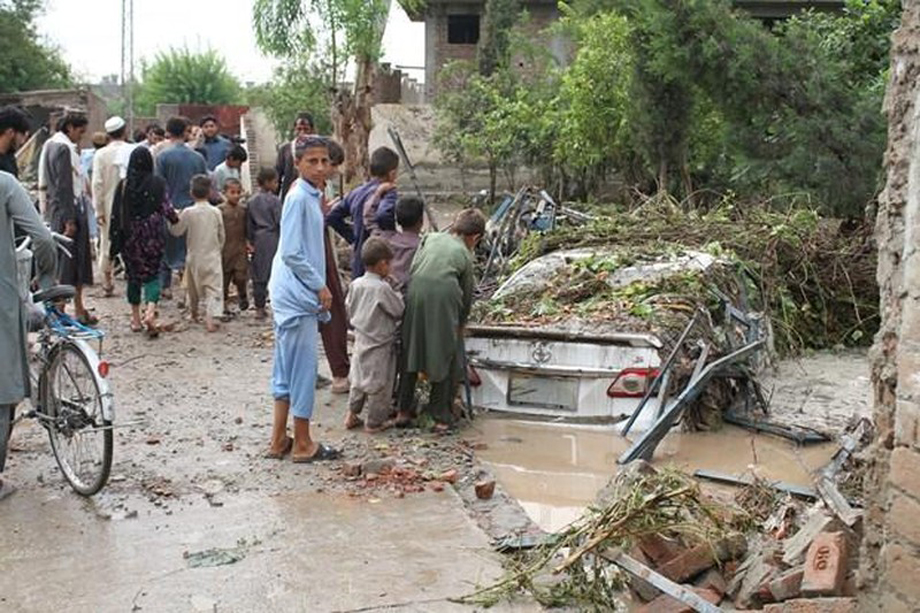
[862,2,920,610]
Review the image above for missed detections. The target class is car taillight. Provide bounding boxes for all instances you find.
[98,360,110,378]
[468,365,481,387]
[607,368,658,398]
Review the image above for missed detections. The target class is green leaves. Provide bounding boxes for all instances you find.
[134,48,242,116]
[0,0,72,94]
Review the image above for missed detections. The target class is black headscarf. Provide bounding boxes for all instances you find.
[124,146,166,219]
[109,146,167,259]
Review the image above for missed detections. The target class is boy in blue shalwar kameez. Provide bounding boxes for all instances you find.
[265,135,340,463]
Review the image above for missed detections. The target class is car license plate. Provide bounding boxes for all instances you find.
[507,375,579,411]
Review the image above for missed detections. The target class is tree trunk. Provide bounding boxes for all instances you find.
[332,55,376,185]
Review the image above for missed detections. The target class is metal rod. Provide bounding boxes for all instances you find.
[387,126,438,231]
[620,310,701,436]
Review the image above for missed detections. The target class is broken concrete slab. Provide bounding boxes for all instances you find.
[782,509,840,566]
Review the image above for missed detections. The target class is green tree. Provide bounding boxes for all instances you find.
[479,0,520,76]
[134,48,242,116]
[0,0,72,93]
[254,0,420,183]
[245,60,332,137]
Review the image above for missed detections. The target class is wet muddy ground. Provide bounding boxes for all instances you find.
[0,279,871,611]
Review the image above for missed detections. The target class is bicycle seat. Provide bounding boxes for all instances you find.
[33,285,76,304]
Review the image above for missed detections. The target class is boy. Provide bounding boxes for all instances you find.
[169,175,225,332]
[344,237,405,433]
[326,146,399,279]
[247,167,282,320]
[213,145,248,192]
[378,196,424,296]
[218,178,249,312]
[267,135,337,463]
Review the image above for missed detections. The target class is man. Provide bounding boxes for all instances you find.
[200,115,231,171]
[92,116,129,296]
[0,106,31,178]
[156,116,207,299]
[0,172,57,500]
[140,123,165,148]
[39,111,96,324]
[115,123,165,178]
[276,112,315,201]
[396,209,486,431]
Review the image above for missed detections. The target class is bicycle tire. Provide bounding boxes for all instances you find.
[41,341,112,496]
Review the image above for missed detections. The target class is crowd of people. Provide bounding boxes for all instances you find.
[0,104,486,476]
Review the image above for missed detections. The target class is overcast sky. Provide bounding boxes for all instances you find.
[38,0,426,84]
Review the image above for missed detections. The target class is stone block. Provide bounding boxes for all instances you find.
[474,480,495,500]
[762,597,857,613]
[883,543,920,603]
[888,447,920,498]
[635,586,720,613]
[765,567,804,602]
[802,532,848,597]
[889,494,920,545]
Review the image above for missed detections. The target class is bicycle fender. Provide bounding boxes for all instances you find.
[71,338,115,422]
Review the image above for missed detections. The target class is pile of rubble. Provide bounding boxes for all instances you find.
[462,419,872,611]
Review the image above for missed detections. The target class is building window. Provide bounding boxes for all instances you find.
[447,15,480,45]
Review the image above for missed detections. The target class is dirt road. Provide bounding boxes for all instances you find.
[0,287,529,613]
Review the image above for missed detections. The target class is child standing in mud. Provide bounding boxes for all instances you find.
[344,237,405,433]
[246,168,282,320]
[218,178,249,313]
[169,175,225,332]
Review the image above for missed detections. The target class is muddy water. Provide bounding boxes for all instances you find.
[471,418,836,533]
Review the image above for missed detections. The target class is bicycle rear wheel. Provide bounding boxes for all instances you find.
[42,341,112,495]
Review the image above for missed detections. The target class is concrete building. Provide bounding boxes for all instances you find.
[402,0,845,100]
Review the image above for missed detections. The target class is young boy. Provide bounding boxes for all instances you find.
[378,196,424,296]
[326,146,399,279]
[246,167,282,320]
[344,237,405,433]
[169,175,225,332]
[218,177,249,312]
[213,145,248,192]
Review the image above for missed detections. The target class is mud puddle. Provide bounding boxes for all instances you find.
[471,418,836,533]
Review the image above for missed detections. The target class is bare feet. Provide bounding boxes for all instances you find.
[364,419,395,434]
[331,377,349,394]
[344,412,364,430]
[206,321,220,333]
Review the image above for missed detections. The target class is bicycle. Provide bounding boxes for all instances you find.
[6,233,115,496]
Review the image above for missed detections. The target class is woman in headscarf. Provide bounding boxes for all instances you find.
[109,146,179,337]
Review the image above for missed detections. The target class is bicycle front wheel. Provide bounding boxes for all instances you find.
[42,341,112,496]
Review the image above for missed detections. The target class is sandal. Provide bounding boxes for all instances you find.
[432,422,456,435]
[264,436,293,460]
[130,323,143,333]
[344,414,364,430]
[394,413,415,429]
[77,312,99,326]
[292,443,340,463]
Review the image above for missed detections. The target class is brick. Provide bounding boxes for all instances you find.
[889,447,920,499]
[637,533,683,566]
[635,586,720,613]
[894,400,920,447]
[883,543,920,602]
[802,532,848,597]
[764,567,804,602]
[889,494,920,545]
[658,544,716,583]
[762,598,856,613]
[694,568,727,597]
[474,480,495,500]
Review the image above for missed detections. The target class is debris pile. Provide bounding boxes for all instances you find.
[458,462,750,609]
[462,416,870,611]
[473,197,878,357]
